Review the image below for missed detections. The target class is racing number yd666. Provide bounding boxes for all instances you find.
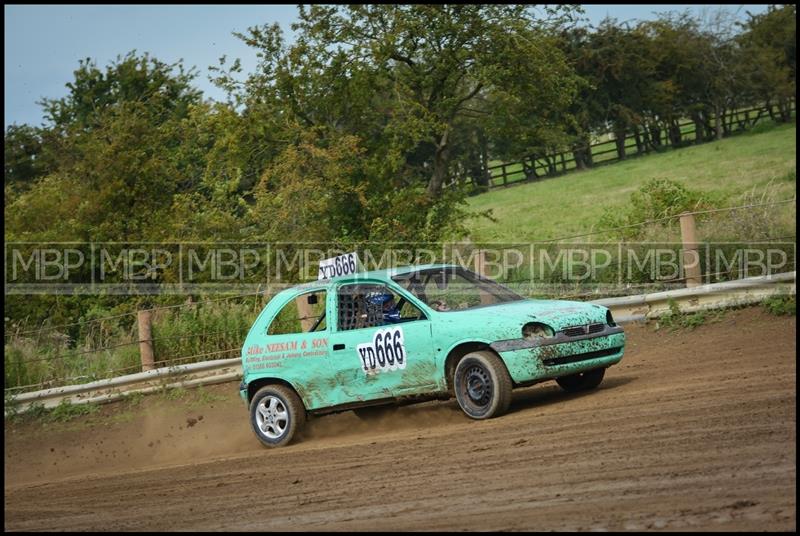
[318,253,358,280]
[357,326,406,374]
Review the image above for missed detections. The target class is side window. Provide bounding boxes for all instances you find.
[268,291,327,335]
[337,284,425,331]
[398,299,425,321]
[421,272,482,311]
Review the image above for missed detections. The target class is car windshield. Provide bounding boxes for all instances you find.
[392,266,525,312]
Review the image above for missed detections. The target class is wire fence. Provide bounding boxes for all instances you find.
[4,197,796,395]
[12,328,250,364]
[6,199,795,334]
[4,291,268,340]
[6,311,140,338]
[7,196,796,339]
[4,347,244,394]
[538,198,796,243]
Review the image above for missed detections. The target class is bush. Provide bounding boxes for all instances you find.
[598,178,717,240]
[698,180,797,243]
[762,295,796,316]
[49,399,100,422]
[656,299,724,331]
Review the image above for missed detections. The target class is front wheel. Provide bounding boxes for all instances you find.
[555,367,605,393]
[249,384,306,447]
[453,351,513,419]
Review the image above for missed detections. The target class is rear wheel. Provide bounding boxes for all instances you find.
[249,384,306,447]
[453,351,513,419]
[555,367,605,393]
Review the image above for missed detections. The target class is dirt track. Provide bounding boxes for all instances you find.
[4,306,796,531]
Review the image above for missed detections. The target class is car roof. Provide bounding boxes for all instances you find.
[276,263,460,297]
[349,263,457,281]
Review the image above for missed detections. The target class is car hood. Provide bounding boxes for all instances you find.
[433,299,608,339]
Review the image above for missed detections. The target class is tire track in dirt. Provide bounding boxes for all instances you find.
[4,306,796,531]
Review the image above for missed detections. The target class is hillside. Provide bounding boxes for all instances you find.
[466,123,797,243]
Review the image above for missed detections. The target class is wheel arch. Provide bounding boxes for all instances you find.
[246,376,307,409]
[443,341,505,393]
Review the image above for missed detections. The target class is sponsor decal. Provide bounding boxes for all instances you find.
[245,337,328,364]
[356,326,406,375]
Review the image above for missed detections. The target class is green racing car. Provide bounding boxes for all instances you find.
[240,262,625,447]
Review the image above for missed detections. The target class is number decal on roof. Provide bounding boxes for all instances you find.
[318,252,359,280]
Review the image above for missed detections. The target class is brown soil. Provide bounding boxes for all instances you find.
[4,306,796,531]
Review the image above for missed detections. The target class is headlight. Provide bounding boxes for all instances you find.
[522,322,554,339]
[606,310,616,326]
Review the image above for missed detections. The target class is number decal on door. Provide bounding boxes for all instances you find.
[356,327,406,374]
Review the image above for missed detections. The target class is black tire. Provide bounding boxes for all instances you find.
[555,367,605,393]
[453,350,513,419]
[249,384,306,447]
[352,404,398,421]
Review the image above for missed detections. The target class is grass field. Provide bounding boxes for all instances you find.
[466,122,797,243]
[486,106,793,187]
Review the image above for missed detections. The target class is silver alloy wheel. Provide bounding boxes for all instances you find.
[255,395,289,440]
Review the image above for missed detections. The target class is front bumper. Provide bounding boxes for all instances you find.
[491,325,625,384]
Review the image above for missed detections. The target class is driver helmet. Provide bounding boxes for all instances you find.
[366,291,394,306]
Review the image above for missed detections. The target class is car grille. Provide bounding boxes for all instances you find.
[562,323,605,337]
[563,326,586,337]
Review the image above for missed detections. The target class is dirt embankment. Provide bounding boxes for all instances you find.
[4,306,796,531]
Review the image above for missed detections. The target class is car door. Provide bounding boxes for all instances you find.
[256,288,332,408]
[326,280,438,402]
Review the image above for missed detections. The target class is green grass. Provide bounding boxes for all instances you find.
[49,399,101,421]
[485,105,793,188]
[4,297,265,392]
[467,123,796,243]
[762,295,796,316]
[5,399,100,424]
[655,299,727,331]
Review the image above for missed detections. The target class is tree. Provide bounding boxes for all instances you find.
[639,13,714,145]
[4,53,248,328]
[738,4,796,122]
[7,102,181,242]
[557,26,609,169]
[4,124,51,188]
[564,19,656,160]
[697,8,751,140]
[481,31,578,175]
[217,5,581,202]
[6,52,216,243]
[40,51,202,132]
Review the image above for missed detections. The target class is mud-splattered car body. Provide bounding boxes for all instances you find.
[239,264,624,445]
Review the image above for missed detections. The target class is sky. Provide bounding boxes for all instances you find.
[4,4,771,128]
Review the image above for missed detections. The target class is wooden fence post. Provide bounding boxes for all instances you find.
[473,250,493,304]
[137,309,155,372]
[679,213,702,288]
[473,249,486,277]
